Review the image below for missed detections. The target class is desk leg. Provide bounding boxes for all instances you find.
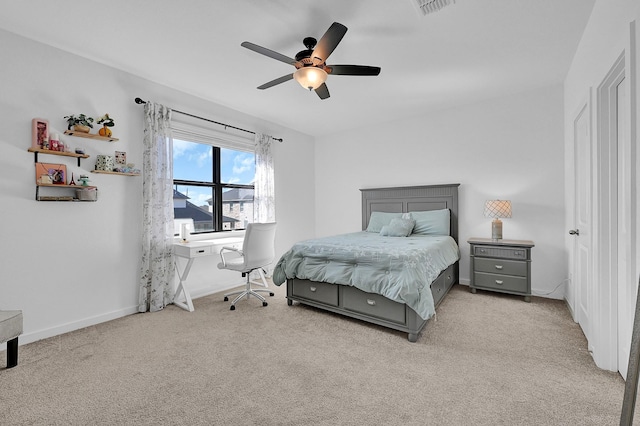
[174,258,195,312]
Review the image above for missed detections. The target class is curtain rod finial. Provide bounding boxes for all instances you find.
[134,97,146,105]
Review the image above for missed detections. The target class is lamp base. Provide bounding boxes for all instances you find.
[491,219,503,240]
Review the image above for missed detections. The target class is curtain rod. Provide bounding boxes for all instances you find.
[134,97,283,142]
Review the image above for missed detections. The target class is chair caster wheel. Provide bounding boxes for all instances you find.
[262,302,268,307]
[224,296,229,301]
[269,292,274,297]
[230,305,235,311]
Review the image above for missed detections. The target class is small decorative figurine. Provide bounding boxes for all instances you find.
[97,113,115,137]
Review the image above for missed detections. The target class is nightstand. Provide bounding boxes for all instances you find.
[468,238,535,302]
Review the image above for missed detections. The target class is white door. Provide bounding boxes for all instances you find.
[573,98,592,345]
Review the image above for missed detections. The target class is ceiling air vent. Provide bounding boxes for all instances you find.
[412,0,455,16]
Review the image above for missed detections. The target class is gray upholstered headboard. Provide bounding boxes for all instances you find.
[360,184,460,243]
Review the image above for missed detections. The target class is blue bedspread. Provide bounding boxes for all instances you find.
[273,232,460,320]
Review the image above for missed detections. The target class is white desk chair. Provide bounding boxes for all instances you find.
[218,222,277,310]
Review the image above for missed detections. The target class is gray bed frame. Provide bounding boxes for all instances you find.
[285,184,460,342]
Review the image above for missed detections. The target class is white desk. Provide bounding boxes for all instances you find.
[173,237,243,312]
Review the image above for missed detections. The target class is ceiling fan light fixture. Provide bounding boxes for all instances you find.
[293,66,327,91]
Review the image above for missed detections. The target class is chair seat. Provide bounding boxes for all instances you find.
[217,258,248,272]
[0,310,23,343]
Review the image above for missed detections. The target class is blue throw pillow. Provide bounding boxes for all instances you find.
[380,217,416,237]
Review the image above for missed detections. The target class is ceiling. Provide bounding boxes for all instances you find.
[0,0,595,138]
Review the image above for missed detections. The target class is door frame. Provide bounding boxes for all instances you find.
[592,51,631,371]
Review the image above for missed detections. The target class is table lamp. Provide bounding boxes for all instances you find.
[484,200,512,240]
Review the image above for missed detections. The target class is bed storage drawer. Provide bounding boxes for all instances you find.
[342,286,406,324]
[291,280,339,307]
[431,273,447,306]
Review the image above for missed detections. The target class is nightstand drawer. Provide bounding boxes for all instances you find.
[474,258,526,277]
[473,246,527,260]
[474,272,527,293]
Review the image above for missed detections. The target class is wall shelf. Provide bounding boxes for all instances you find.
[35,184,97,201]
[30,147,98,201]
[91,170,140,177]
[64,130,119,142]
[28,147,89,166]
[36,183,96,189]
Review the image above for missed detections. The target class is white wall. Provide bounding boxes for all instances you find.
[314,85,566,299]
[0,29,316,345]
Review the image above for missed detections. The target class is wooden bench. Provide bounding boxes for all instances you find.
[0,310,23,368]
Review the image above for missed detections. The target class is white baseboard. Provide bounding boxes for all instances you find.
[2,305,139,350]
[1,279,250,351]
[564,297,577,322]
[188,281,246,300]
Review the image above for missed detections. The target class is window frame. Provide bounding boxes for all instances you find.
[173,144,255,234]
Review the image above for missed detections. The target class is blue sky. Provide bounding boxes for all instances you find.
[173,139,255,206]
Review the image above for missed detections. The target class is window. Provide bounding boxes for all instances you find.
[173,138,255,233]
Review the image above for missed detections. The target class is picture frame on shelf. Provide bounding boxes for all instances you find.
[32,118,49,149]
[115,151,126,164]
[35,162,67,185]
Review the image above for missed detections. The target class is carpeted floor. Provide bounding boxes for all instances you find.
[0,283,631,425]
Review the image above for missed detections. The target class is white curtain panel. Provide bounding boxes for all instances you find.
[254,133,275,223]
[139,102,175,312]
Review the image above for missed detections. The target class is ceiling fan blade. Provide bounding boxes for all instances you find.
[241,41,296,65]
[327,65,381,76]
[257,74,294,90]
[315,83,330,100]
[311,22,348,63]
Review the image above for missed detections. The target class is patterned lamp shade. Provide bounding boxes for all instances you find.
[484,200,512,219]
[484,200,512,240]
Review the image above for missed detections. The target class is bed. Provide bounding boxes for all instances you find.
[273,184,460,342]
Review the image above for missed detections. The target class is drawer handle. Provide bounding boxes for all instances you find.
[480,249,486,253]
[309,286,317,292]
[495,280,504,285]
[197,249,205,253]
[367,299,376,306]
[515,251,523,256]
[494,265,503,270]
[447,275,451,280]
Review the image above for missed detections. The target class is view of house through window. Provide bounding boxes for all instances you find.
[173,138,255,233]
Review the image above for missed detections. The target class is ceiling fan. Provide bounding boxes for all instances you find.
[241,22,381,100]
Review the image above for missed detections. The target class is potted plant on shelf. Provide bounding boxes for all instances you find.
[64,114,94,133]
[96,113,115,137]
